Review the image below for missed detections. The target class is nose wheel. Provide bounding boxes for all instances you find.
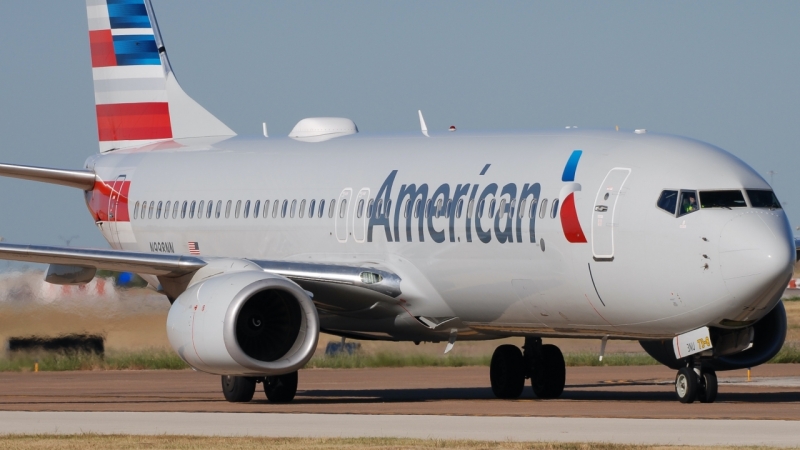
[674,367,717,403]
[489,338,566,400]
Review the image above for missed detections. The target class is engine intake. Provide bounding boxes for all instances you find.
[167,266,319,376]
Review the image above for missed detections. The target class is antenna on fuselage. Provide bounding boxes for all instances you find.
[418,110,429,137]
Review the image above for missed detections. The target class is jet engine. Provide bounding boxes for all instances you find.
[639,301,787,371]
[166,269,319,376]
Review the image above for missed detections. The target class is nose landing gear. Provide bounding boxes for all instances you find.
[489,337,566,399]
[674,364,717,403]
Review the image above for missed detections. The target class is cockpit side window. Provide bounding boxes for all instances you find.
[656,190,678,215]
[746,190,782,209]
[678,190,698,217]
[699,190,746,209]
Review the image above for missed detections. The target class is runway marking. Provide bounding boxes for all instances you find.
[0,412,798,447]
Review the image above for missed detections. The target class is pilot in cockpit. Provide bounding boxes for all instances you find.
[681,193,698,214]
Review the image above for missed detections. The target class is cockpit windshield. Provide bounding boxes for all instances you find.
[699,190,746,209]
[678,191,698,217]
[747,190,781,209]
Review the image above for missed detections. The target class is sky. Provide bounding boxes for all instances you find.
[0,1,798,250]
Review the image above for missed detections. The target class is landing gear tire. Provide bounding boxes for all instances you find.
[221,375,256,403]
[490,344,525,399]
[531,344,566,399]
[697,370,718,404]
[264,371,298,403]
[675,367,698,404]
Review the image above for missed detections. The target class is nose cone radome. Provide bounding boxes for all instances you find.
[719,211,794,322]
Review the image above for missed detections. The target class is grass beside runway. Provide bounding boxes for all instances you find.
[0,435,788,450]
[1,345,798,371]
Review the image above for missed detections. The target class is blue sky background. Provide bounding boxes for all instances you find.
[0,1,798,251]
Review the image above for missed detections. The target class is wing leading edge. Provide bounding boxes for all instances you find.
[0,244,403,314]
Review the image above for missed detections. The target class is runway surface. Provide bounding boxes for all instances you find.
[0,365,799,419]
[1,411,799,447]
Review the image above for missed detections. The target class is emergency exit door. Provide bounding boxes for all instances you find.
[107,175,126,249]
[591,168,631,261]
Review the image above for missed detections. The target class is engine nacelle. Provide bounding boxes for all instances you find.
[167,267,319,376]
[639,301,787,371]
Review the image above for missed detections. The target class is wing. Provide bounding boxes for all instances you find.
[0,243,403,316]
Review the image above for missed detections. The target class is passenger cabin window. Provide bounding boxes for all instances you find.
[299,200,305,218]
[328,199,335,218]
[225,200,232,218]
[538,199,548,219]
[272,200,279,218]
[198,201,204,219]
[173,201,180,219]
[147,201,154,219]
[467,199,474,219]
[133,202,140,219]
[156,201,162,219]
[253,200,259,218]
[339,199,347,218]
[262,200,269,218]
[529,198,538,218]
[747,190,781,209]
[189,201,196,219]
[281,200,288,218]
[699,190,746,209]
[678,191,698,217]
[244,200,250,218]
[367,200,374,218]
[309,200,315,218]
[456,199,464,218]
[181,201,187,219]
[356,199,364,218]
[235,200,241,218]
[164,201,171,219]
[215,200,222,218]
[206,200,213,218]
[318,199,325,218]
[498,199,506,219]
[290,200,297,218]
[488,199,495,218]
[656,190,678,215]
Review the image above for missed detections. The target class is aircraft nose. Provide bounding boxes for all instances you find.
[718,211,794,319]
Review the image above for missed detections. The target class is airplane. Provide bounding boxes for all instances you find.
[0,0,797,405]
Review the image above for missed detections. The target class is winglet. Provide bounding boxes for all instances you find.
[418,110,429,137]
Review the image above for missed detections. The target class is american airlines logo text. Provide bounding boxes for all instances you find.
[364,170,542,244]
[150,241,175,253]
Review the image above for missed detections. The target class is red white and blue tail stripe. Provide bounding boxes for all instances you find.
[87,0,235,152]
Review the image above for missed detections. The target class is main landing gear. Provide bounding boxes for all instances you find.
[674,365,717,404]
[490,337,566,399]
[221,371,299,403]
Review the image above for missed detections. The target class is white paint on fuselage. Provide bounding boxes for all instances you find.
[85,129,795,340]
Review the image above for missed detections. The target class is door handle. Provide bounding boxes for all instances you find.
[595,205,608,212]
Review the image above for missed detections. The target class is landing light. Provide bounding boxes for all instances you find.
[360,272,383,284]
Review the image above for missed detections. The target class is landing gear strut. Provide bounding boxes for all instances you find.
[674,362,717,404]
[221,371,299,403]
[489,337,566,400]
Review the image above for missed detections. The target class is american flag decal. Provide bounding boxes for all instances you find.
[188,242,200,255]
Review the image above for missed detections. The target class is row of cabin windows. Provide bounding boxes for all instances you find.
[132,196,561,221]
[133,199,335,220]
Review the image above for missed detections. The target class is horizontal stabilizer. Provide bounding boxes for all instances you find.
[0,163,96,190]
[0,243,205,277]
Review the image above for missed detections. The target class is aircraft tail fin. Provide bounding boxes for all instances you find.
[86,0,235,152]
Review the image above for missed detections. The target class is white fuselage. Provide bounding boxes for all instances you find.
[85,129,796,341]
